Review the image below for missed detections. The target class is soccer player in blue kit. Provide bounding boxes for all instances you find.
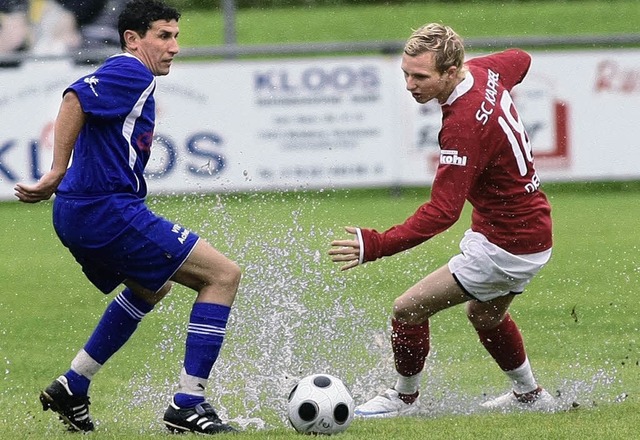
[14,0,240,434]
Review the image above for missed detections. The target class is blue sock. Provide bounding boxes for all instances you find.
[173,393,205,408]
[174,302,230,408]
[63,370,90,396]
[66,288,153,395]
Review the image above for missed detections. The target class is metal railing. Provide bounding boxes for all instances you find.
[1,33,639,66]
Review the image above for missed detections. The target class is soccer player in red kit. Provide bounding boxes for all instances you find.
[329,23,556,417]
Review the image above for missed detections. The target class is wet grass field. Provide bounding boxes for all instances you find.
[1,1,638,438]
[1,182,638,439]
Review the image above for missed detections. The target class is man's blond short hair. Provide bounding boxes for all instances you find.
[404,23,465,74]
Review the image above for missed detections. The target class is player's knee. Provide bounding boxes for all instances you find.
[392,297,424,324]
[129,281,173,305]
[214,258,241,296]
[195,260,241,305]
[466,302,503,330]
[466,303,483,328]
[224,259,242,290]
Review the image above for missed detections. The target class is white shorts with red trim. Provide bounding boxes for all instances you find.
[447,229,552,302]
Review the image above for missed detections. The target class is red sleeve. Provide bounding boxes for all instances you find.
[360,130,482,262]
[358,49,534,263]
[470,49,531,91]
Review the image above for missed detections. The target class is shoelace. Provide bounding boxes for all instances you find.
[515,389,541,404]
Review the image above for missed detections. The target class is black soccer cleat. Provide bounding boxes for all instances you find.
[163,400,237,435]
[39,376,94,432]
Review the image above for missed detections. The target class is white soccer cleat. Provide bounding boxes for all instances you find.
[481,387,556,412]
[354,388,420,418]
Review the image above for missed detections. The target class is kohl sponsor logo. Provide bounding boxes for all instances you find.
[439,150,468,166]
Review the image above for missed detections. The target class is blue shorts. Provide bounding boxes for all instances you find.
[53,193,199,294]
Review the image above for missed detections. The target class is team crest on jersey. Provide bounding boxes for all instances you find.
[84,75,99,97]
[137,131,154,152]
[440,150,468,166]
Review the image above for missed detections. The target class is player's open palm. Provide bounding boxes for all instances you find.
[14,171,64,203]
[329,226,361,271]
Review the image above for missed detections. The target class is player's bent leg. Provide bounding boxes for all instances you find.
[172,239,241,306]
[469,299,557,412]
[41,284,164,433]
[393,265,468,324]
[359,266,466,419]
[165,240,241,433]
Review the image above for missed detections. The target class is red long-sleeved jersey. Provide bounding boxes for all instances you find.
[360,49,552,262]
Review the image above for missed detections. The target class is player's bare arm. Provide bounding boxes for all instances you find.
[329,226,361,271]
[14,91,85,203]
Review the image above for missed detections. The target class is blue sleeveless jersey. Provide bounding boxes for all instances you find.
[57,53,156,199]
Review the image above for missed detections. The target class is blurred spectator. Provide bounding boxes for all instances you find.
[0,0,30,53]
[33,0,125,54]
[31,0,81,54]
[61,0,124,48]
[1,0,124,55]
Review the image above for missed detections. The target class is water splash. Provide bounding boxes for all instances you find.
[115,193,384,431]
[110,192,631,431]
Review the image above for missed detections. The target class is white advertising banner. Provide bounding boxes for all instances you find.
[148,56,400,194]
[396,49,640,185]
[0,49,638,201]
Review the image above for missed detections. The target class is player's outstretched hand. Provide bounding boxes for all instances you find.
[329,226,361,271]
[14,171,64,203]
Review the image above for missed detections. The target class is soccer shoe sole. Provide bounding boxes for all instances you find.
[355,402,420,418]
[163,419,237,434]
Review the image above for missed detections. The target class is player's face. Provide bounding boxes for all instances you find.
[126,19,180,76]
[401,51,457,104]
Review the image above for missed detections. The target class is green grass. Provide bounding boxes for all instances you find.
[175,1,640,48]
[2,1,639,438]
[1,182,639,439]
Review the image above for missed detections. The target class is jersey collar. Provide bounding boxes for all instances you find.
[443,70,474,106]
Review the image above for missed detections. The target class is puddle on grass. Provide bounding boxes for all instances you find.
[43,193,628,432]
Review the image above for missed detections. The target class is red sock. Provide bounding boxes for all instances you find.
[391,318,430,377]
[476,313,526,371]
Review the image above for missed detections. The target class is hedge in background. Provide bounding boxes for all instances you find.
[170,0,583,12]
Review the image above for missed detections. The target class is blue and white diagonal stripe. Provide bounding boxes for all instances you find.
[115,292,146,321]
[188,323,226,337]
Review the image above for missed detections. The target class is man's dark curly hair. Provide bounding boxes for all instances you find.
[118,0,181,49]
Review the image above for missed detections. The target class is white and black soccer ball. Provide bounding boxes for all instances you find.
[287,373,355,435]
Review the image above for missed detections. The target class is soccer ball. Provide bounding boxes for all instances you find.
[287,373,355,435]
